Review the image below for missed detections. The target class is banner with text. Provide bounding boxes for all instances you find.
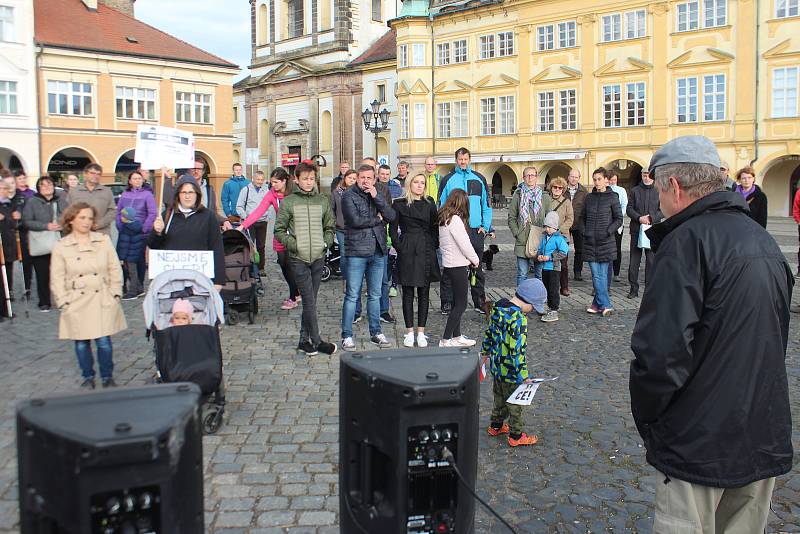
[135,125,195,170]
[148,249,215,279]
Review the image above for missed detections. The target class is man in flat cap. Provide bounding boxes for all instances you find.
[629,135,793,532]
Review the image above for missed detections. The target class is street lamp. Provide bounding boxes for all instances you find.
[362,99,390,158]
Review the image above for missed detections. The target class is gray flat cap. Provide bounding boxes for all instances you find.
[649,135,721,174]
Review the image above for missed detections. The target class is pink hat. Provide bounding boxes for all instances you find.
[172,299,193,316]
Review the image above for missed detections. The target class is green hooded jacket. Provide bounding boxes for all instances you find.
[274,186,335,264]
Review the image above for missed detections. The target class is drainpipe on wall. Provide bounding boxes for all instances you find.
[430,10,436,164]
[34,43,44,177]
[751,0,761,168]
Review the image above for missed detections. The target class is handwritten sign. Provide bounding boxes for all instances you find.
[149,250,215,279]
[506,377,558,406]
[135,125,195,170]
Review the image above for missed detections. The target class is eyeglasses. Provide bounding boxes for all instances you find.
[524,174,537,179]
[192,167,204,172]
[551,186,564,190]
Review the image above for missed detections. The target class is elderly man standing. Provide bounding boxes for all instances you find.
[630,136,793,532]
[67,163,116,236]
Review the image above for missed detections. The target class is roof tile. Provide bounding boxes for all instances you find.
[349,30,396,67]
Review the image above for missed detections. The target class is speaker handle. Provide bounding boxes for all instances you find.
[358,440,372,506]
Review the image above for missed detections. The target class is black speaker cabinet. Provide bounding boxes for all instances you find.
[17,383,204,534]
[340,348,479,534]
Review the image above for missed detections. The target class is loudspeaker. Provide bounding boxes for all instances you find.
[340,348,479,534]
[17,383,204,534]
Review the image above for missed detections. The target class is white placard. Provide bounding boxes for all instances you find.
[378,155,389,166]
[246,148,260,165]
[148,249,215,279]
[135,125,195,170]
[506,376,558,406]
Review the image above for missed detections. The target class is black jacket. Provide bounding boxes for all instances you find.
[742,185,768,228]
[147,208,226,285]
[580,188,622,262]
[0,200,16,262]
[341,186,396,258]
[389,197,440,287]
[630,191,793,488]
[626,182,663,236]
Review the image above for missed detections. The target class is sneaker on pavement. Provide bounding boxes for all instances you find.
[626,291,638,299]
[586,305,601,314]
[295,295,302,302]
[416,332,428,348]
[601,307,614,317]
[353,314,363,324]
[441,303,451,315]
[280,298,295,310]
[39,305,51,312]
[560,289,571,297]
[453,336,476,347]
[541,310,559,323]
[121,293,138,301]
[317,341,337,355]
[137,290,146,297]
[299,340,318,355]
[403,332,415,347]
[101,378,117,388]
[379,312,395,324]
[80,377,95,389]
[487,422,510,436]
[439,339,453,347]
[371,333,391,348]
[389,286,398,297]
[473,305,486,315]
[508,433,539,447]
[342,337,356,351]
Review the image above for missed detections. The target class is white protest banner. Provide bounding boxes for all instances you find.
[135,125,195,170]
[506,377,558,406]
[148,250,215,279]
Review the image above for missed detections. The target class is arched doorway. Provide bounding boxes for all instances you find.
[114,149,139,181]
[543,162,572,188]
[194,151,216,178]
[47,147,94,183]
[490,164,517,206]
[0,148,25,173]
[605,158,643,190]
[761,155,800,216]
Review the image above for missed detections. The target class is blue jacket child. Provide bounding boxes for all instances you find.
[536,211,569,271]
[116,206,147,262]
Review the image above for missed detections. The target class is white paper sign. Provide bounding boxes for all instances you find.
[506,376,558,406]
[148,249,215,279]
[246,148,260,165]
[135,125,195,170]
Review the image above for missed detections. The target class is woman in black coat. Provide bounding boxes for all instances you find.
[389,173,440,348]
[735,167,768,228]
[581,168,622,315]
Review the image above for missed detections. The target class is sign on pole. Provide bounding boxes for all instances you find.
[135,125,195,171]
[245,148,260,166]
[148,250,215,279]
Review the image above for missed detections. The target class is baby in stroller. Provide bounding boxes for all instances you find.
[171,298,195,326]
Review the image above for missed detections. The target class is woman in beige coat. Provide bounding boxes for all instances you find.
[50,202,127,389]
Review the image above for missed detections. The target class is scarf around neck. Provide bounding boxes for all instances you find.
[519,183,542,226]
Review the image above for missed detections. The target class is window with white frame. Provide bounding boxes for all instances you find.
[452,100,468,137]
[176,91,211,123]
[0,5,14,42]
[559,89,577,130]
[412,43,425,66]
[602,85,622,127]
[413,103,426,138]
[602,13,622,42]
[479,34,495,59]
[0,80,17,114]
[626,82,646,126]
[498,31,514,56]
[116,87,156,120]
[398,45,408,68]
[437,43,450,66]
[537,25,554,51]
[676,77,699,122]
[372,0,381,21]
[538,92,555,131]
[437,102,451,138]
[480,97,496,135]
[677,0,726,31]
[772,67,798,117]
[400,104,409,138]
[377,84,386,103]
[558,21,577,48]
[47,81,93,116]
[777,0,799,18]
[625,10,646,39]
[287,0,303,38]
[498,95,515,133]
[703,74,726,121]
[453,39,468,63]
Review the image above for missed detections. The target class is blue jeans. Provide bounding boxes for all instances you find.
[75,336,113,380]
[337,231,363,317]
[516,257,543,287]
[589,262,612,309]
[381,253,390,314]
[342,252,386,339]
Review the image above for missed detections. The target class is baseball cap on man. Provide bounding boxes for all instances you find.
[648,135,721,175]
[515,278,547,314]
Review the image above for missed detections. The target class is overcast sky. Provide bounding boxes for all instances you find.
[136,0,251,79]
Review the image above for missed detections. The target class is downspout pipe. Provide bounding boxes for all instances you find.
[430,10,436,162]
[751,0,761,168]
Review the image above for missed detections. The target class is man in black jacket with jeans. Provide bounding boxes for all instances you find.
[630,136,793,532]
[625,170,662,298]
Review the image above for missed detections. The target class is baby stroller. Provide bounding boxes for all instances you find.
[221,229,260,324]
[321,240,342,282]
[143,269,226,434]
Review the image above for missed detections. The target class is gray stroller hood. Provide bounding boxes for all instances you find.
[143,269,225,330]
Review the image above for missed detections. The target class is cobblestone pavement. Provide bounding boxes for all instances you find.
[0,215,798,533]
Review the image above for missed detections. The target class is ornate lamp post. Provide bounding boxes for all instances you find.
[361,99,390,159]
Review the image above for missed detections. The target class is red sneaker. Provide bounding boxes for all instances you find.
[508,433,538,447]
[487,423,510,436]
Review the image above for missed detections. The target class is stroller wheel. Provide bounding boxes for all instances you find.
[227,311,239,325]
[203,410,223,434]
[321,265,332,282]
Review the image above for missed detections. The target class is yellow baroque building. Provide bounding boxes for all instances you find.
[391,0,800,216]
[34,0,238,194]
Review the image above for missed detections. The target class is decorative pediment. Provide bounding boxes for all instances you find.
[594,57,652,78]
[257,61,314,84]
[433,80,472,95]
[474,74,519,90]
[667,47,735,69]
[410,79,430,94]
[531,65,582,84]
[395,81,411,96]
[763,39,800,59]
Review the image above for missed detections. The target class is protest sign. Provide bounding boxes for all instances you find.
[148,249,215,279]
[135,125,195,171]
[506,376,558,406]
